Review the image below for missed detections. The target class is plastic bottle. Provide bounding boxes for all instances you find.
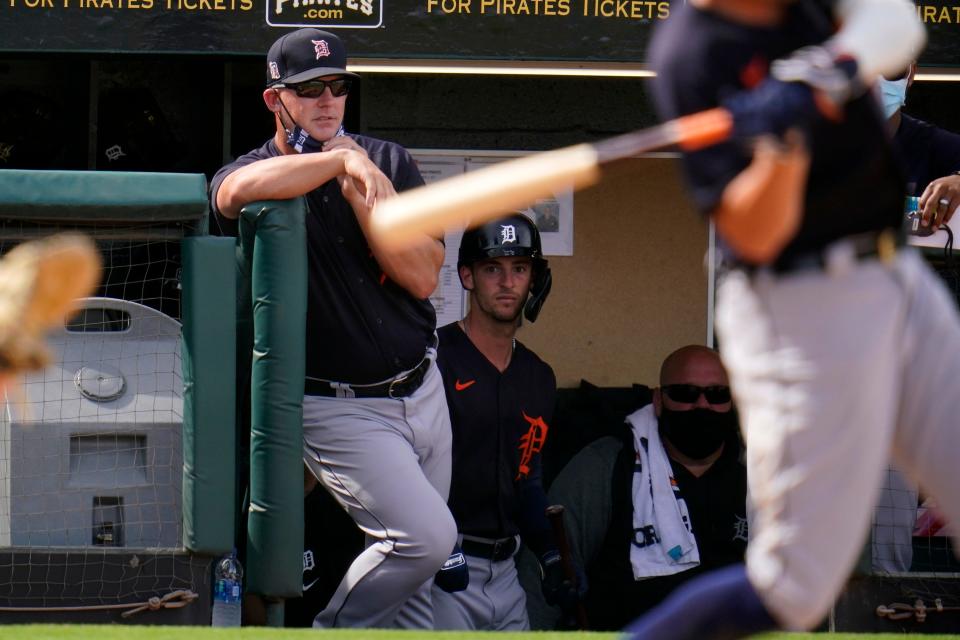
[211,549,243,627]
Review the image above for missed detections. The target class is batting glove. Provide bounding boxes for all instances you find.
[539,550,587,611]
[724,46,862,141]
[434,545,469,593]
[723,78,819,141]
[771,46,863,107]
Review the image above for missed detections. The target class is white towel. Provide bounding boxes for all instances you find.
[627,404,700,579]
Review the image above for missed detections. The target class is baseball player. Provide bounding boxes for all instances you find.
[209,28,456,628]
[428,213,581,630]
[623,1,960,638]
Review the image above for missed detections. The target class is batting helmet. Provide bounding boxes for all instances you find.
[457,213,553,322]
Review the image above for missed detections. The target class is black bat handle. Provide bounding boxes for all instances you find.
[546,504,590,630]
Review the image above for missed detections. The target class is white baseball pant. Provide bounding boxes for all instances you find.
[716,248,960,630]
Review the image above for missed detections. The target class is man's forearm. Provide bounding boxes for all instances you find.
[215,150,351,219]
[714,135,810,265]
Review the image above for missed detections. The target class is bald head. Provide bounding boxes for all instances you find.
[654,345,736,466]
[654,344,732,416]
[659,345,728,387]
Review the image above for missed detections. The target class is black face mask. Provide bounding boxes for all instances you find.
[658,407,738,460]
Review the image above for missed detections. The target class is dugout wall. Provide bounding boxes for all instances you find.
[0,169,236,625]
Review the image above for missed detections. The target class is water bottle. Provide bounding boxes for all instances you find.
[211,549,243,627]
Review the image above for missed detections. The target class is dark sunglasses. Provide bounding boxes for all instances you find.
[283,78,351,99]
[662,384,731,405]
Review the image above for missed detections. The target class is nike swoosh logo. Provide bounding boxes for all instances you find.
[455,379,476,391]
[303,577,320,591]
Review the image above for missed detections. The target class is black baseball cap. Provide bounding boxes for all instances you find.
[266,28,359,87]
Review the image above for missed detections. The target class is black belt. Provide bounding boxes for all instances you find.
[304,353,432,399]
[738,229,902,275]
[460,536,518,561]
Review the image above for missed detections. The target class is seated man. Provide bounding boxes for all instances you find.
[879,61,960,232]
[523,345,747,630]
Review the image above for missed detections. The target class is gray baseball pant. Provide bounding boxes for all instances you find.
[302,361,456,628]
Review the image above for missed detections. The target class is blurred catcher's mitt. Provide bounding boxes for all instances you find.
[0,233,101,375]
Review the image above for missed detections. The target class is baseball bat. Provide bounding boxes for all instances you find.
[545,504,590,630]
[371,107,733,247]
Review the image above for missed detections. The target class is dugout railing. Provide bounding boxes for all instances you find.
[234,198,308,625]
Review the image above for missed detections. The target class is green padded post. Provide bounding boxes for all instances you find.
[238,199,307,603]
[182,236,237,555]
[0,170,208,223]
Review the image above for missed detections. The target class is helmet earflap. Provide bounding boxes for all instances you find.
[524,265,552,322]
[456,262,474,291]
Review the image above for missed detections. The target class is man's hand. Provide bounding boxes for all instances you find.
[322,136,368,156]
[341,149,396,209]
[539,550,587,613]
[918,174,960,230]
[434,545,469,593]
[338,171,397,218]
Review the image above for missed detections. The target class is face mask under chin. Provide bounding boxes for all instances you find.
[286,124,326,154]
[276,92,344,154]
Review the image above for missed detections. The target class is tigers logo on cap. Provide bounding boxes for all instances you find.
[312,39,331,59]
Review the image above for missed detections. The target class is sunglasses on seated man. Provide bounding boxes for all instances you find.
[279,77,352,98]
[662,384,732,405]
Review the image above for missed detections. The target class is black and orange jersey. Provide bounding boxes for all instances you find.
[649,0,905,266]
[437,321,557,554]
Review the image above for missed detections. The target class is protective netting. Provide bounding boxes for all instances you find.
[0,221,196,614]
[871,466,960,625]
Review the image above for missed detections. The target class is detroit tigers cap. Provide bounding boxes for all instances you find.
[266,28,359,87]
